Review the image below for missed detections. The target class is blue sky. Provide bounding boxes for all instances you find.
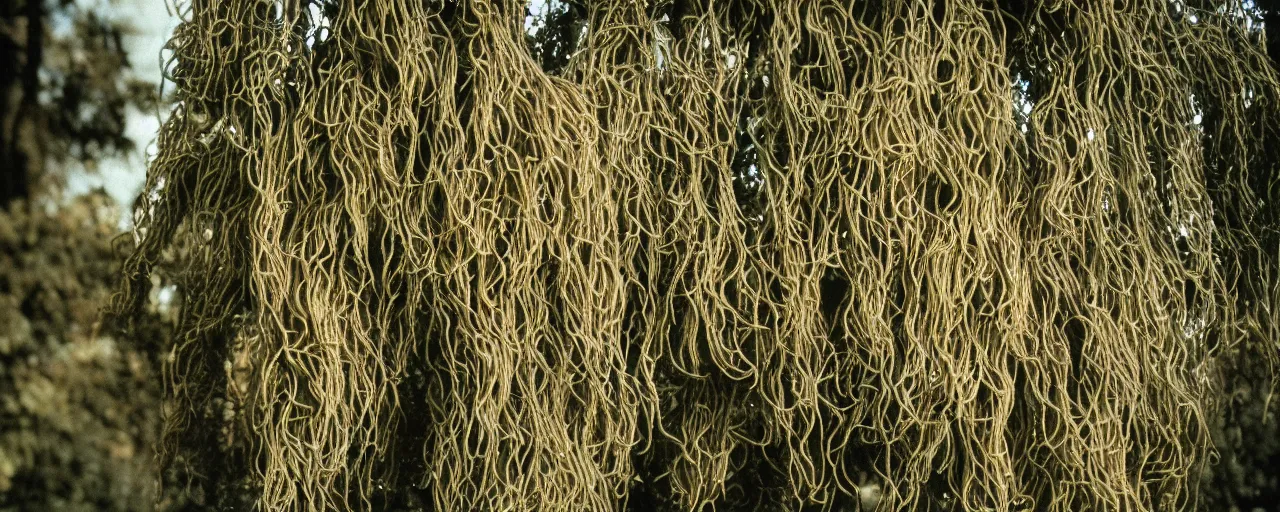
[62,0,179,227]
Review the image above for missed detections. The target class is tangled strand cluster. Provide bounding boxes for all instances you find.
[110,0,1280,510]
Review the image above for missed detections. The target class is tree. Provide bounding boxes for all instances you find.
[0,192,163,510]
[0,0,156,206]
[0,2,171,510]
[111,0,1280,510]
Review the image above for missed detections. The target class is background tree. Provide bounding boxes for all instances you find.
[1,0,156,205]
[0,1,167,510]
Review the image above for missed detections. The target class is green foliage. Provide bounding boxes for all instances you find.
[0,193,162,511]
